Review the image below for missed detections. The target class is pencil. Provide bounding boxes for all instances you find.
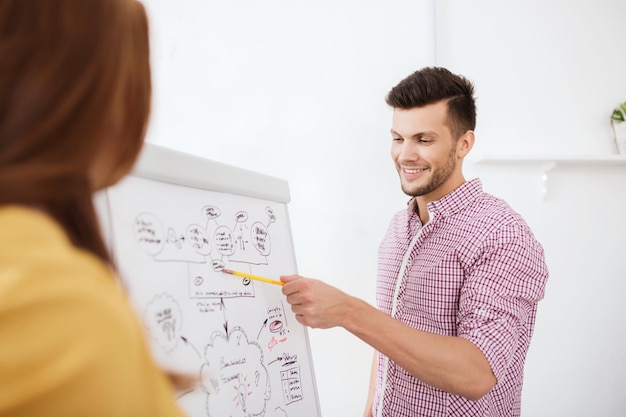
[221,268,284,286]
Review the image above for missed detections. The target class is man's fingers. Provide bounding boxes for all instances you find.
[280,274,299,284]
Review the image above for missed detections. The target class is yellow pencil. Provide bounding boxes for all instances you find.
[221,268,284,286]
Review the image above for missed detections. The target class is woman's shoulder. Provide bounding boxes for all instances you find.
[0,207,185,416]
[0,205,117,302]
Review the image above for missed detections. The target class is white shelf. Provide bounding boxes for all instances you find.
[470,154,626,201]
[473,154,626,166]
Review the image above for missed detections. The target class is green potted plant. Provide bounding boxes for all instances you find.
[611,101,626,154]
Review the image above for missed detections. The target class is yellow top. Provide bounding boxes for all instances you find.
[0,206,187,417]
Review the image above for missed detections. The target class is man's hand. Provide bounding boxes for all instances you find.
[280,274,351,329]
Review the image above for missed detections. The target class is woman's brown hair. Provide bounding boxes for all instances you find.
[0,0,152,265]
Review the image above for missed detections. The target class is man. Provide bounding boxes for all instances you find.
[281,67,548,417]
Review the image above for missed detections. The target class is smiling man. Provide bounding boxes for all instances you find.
[281,67,549,417]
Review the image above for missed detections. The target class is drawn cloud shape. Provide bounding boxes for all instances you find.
[200,327,270,417]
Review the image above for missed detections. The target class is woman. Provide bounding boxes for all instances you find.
[0,1,190,415]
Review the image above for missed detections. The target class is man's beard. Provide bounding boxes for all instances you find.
[401,148,456,197]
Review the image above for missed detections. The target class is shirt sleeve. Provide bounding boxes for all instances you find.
[456,221,548,382]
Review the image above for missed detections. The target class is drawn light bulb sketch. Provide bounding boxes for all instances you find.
[226,210,273,265]
[143,293,183,353]
[166,227,183,249]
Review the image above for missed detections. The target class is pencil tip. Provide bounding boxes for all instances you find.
[221,268,233,274]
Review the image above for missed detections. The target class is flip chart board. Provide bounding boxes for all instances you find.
[97,142,321,417]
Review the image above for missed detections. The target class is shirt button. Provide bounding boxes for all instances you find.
[406,259,412,267]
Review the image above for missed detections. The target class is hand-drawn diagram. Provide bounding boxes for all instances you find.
[133,204,276,299]
[106,175,319,417]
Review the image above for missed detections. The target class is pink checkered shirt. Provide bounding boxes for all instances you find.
[373,178,548,417]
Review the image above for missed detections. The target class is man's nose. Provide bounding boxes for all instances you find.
[398,141,419,162]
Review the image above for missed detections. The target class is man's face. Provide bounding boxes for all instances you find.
[390,101,463,202]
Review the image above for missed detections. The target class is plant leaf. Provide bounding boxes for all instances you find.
[612,109,625,122]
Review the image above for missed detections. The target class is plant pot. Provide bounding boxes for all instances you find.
[611,120,626,154]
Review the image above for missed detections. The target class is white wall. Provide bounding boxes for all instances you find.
[436,0,626,157]
[437,1,626,415]
[141,1,434,416]
[140,0,626,415]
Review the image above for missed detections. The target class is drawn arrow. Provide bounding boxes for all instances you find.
[180,336,201,358]
[257,318,268,340]
[268,356,284,366]
[219,297,229,336]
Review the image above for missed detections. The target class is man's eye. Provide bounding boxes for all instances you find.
[392,137,403,142]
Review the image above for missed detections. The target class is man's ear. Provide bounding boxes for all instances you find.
[456,130,475,159]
